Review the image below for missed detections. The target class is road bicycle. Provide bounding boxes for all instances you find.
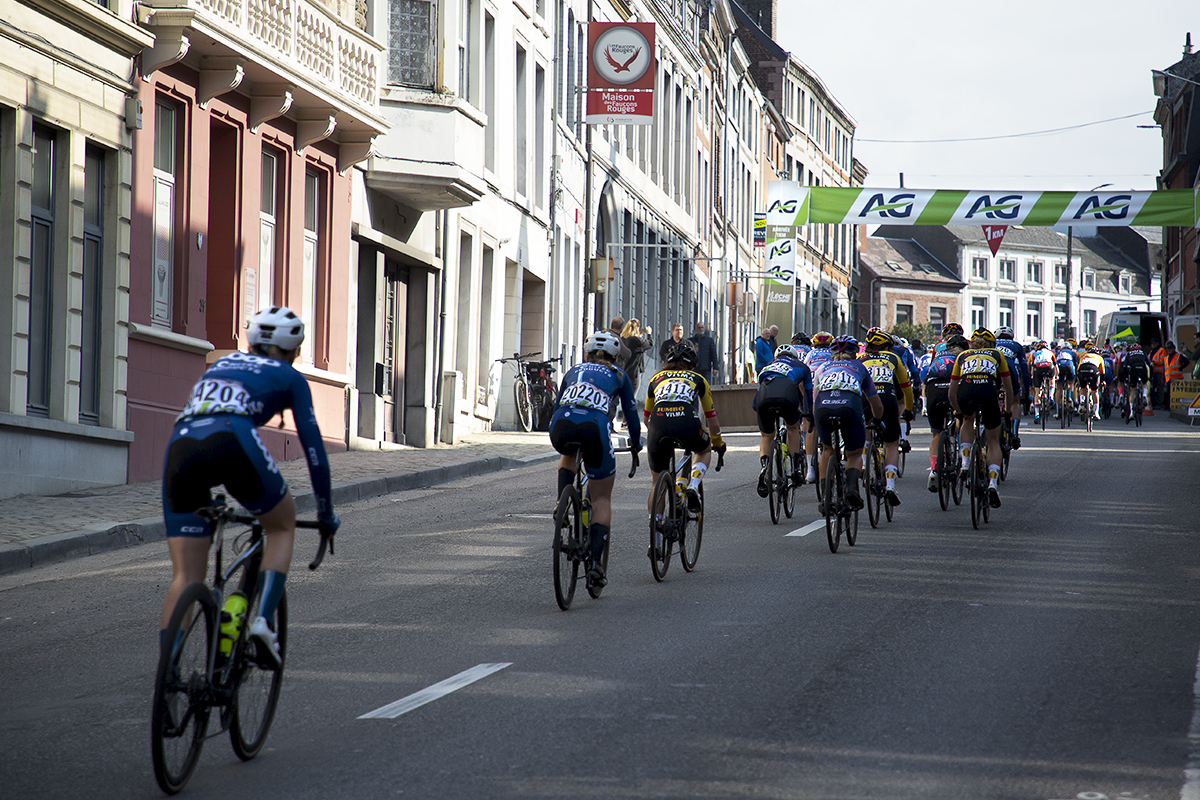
[1124,380,1146,427]
[497,352,561,432]
[864,422,891,528]
[764,416,799,524]
[1059,383,1075,429]
[965,416,992,530]
[648,440,723,581]
[151,496,332,795]
[935,408,963,511]
[820,416,859,553]
[1036,377,1053,431]
[1082,389,1095,432]
[552,446,638,610]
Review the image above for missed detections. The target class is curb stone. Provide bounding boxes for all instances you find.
[0,452,558,577]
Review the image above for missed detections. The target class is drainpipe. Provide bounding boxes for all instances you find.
[433,207,450,443]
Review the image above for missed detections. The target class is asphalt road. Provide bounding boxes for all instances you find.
[2,415,1199,799]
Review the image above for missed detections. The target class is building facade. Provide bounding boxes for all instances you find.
[857,233,964,339]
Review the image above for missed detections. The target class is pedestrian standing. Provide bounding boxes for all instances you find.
[754,328,773,374]
[608,316,631,370]
[691,322,720,385]
[659,323,685,362]
[620,318,653,397]
[767,325,779,352]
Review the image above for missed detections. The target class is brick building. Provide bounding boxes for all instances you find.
[857,233,964,339]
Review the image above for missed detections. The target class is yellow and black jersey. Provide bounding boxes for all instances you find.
[951,348,1011,386]
[644,369,716,421]
[857,349,914,412]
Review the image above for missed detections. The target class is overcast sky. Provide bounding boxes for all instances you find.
[774,2,1195,192]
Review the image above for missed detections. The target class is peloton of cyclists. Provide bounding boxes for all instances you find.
[755,344,814,494]
[548,331,644,591]
[949,327,1016,509]
[812,335,885,514]
[859,327,915,507]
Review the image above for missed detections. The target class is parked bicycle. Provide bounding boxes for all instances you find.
[763,417,799,524]
[151,496,333,794]
[553,446,638,610]
[497,352,562,432]
[648,440,723,581]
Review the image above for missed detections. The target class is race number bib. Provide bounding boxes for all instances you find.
[864,362,894,387]
[959,355,997,377]
[653,378,698,404]
[179,378,252,418]
[816,370,861,394]
[559,381,609,413]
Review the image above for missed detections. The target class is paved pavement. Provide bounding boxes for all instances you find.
[0,430,560,575]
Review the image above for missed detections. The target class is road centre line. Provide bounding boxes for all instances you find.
[358,663,513,720]
[786,519,825,537]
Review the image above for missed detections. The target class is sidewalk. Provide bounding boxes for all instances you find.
[0,431,559,576]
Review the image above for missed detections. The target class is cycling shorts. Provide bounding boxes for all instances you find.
[864,392,901,443]
[645,414,711,473]
[814,390,867,452]
[925,387,953,433]
[1077,365,1100,390]
[1057,362,1076,382]
[549,408,616,480]
[755,378,803,434]
[1120,366,1149,385]
[162,415,287,538]
[1032,366,1055,389]
[955,381,1003,431]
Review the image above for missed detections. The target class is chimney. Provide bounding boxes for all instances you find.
[741,0,778,38]
[1186,32,1194,56]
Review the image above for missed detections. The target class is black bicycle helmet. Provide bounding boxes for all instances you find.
[666,339,698,368]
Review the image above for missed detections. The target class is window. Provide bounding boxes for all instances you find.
[152,100,177,325]
[29,125,57,416]
[999,258,1015,282]
[999,299,1014,331]
[255,149,281,322]
[389,0,435,88]
[895,303,913,327]
[1026,301,1042,339]
[483,12,495,171]
[1054,262,1068,285]
[515,45,527,197]
[301,169,322,364]
[81,145,106,425]
[1084,309,1097,336]
[1120,272,1132,294]
[971,297,987,330]
[1027,260,1043,284]
[1083,269,1096,290]
[929,305,946,331]
[535,64,546,209]
[972,257,988,280]
[458,0,475,103]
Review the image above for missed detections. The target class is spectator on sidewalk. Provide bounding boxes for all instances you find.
[620,318,653,397]
[659,323,685,362]
[754,328,773,374]
[691,321,720,385]
[1149,338,1168,408]
[767,325,779,353]
[608,316,631,370]
[1164,341,1190,408]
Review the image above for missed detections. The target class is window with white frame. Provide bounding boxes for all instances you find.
[1026,301,1042,339]
[81,145,106,425]
[972,256,988,280]
[999,258,1015,282]
[458,0,474,103]
[971,297,987,330]
[1083,269,1096,290]
[1054,261,1068,285]
[999,298,1014,330]
[301,169,322,364]
[1120,272,1132,294]
[483,11,495,171]
[1084,309,1097,336]
[1027,260,1043,284]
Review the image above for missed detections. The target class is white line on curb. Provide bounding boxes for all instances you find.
[1182,645,1200,799]
[785,520,825,537]
[358,663,513,720]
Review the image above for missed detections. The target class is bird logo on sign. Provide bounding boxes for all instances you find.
[604,47,641,73]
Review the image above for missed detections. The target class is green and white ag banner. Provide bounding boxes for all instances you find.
[767,183,1199,236]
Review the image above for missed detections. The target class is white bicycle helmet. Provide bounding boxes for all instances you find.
[996,325,1015,340]
[775,343,800,360]
[247,306,305,351]
[584,330,621,359]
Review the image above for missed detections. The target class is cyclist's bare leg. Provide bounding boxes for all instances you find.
[984,425,1003,483]
[758,432,772,460]
[160,536,212,629]
[587,475,615,527]
[258,490,296,575]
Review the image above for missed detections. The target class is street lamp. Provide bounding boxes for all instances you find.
[1064,183,1112,340]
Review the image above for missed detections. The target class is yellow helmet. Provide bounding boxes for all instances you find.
[865,327,892,347]
[971,327,996,346]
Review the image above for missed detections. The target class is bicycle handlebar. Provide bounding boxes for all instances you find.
[197,499,334,571]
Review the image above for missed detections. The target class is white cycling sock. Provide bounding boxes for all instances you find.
[689,463,708,491]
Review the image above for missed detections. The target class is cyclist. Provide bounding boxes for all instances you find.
[923,333,969,492]
[160,307,340,668]
[548,331,643,590]
[994,325,1029,448]
[892,335,920,455]
[1117,341,1151,421]
[859,327,914,506]
[812,335,884,513]
[1077,345,1105,420]
[801,331,835,482]
[644,339,726,516]
[1029,340,1058,422]
[1054,339,1079,416]
[949,327,1015,509]
[934,322,965,353]
[755,343,813,495]
[791,331,813,359]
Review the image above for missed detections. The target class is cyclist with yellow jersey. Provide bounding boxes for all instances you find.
[858,327,914,507]
[949,328,1016,508]
[643,340,726,515]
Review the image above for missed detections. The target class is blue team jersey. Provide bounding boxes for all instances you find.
[805,347,833,371]
[794,344,813,359]
[924,351,959,386]
[916,352,934,383]
[553,362,642,449]
[755,356,813,410]
[995,339,1029,393]
[1056,347,1078,367]
[813,359,879,399]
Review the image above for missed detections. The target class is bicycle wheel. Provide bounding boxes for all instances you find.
[897,441,907,478]
[1134,392,1143,427]
[846,488,859,546]
[553,486,581,610]
[680,483,703,572]
[586,500,609,599]
[950,434,964,506]
[937,433,951,511]
[824,464,841,554]
[1041,389,1048,430]
[884,450,895,523]
[649,471,674,581]
[866,441,881,529]
[969,441,984,530]
[766,441,780,525]
[782,451,796,519]
[230,591,287,760]
[514,378,534,432]
[152,582,215,795]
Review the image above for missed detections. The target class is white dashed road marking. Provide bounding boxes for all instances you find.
[358,663,513,720]
[785,519,825,537]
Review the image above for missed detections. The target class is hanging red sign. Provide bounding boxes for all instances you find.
[982,225,1008,256]
[586,22,655,125]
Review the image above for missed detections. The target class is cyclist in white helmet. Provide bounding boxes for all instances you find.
[160,306,340,668]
